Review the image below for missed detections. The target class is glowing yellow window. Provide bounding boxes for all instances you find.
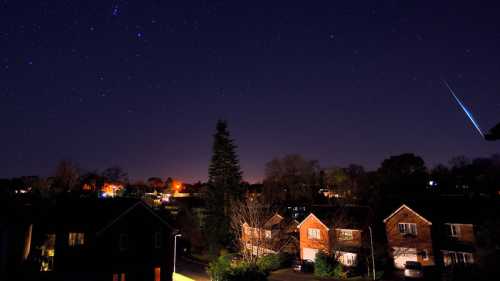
[68,232,85,246]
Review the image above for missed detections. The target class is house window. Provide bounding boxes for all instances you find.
[113,273,125,281]
[68,232,85,247]
[444,251,474,266]
[398,223,417,235]
[338,230,354,241]
[40,234,56,272]
[154,232,162,249]
[264,230,271,239]
[447,224,461,237]
[422,249,429,260]
[119,234,128,251]
[308,228,320,240]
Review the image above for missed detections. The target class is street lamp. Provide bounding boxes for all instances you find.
[173,233,182,273]
[368,226,376,281]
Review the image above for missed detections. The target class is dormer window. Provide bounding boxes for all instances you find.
[398,223,417,235]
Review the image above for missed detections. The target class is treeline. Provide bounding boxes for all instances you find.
[262,153,500,207]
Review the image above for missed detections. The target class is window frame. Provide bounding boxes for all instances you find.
[338,229,354,241]
[307,228,321,240]
[68,232,85,247]
[398,223,417,235]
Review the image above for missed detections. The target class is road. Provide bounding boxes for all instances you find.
[175,257,210,281]
[268,268,318,281]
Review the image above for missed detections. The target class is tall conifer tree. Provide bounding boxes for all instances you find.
[204,120,243,254]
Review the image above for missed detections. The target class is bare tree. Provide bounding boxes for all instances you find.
[53,160,80,193]
[230,198,271,264]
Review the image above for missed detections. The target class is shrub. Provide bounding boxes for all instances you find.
[227,263,267,281]
[257,253,281,273]
[314,251,348,279]
[314,251,335,277]
[207,255,231,281]
[207,255,267,281]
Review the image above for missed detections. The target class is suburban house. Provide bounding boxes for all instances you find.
[383,202,477,270]
[31,198,177,281]
[297,205,372,267]
[383,204,435,269]
[242,213,299,257]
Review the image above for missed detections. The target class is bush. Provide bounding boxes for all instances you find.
[207,255,231,281]
[257,253,281,273]
[314,251,348,279]
[207,255,267,281]
[227,263,267,281]
[315,251,335,277]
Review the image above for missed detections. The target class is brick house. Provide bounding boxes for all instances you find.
[384,203,477,270]
[297,205,372,267]
[242,213,299,257]
[383,204,434,269]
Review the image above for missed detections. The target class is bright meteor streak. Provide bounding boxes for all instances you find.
[442,79,484,137]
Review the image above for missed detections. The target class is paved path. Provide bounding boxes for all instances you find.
[175,257,210,281]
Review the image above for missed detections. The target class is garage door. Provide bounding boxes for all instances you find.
[303,247,319,261]
[393,247,417,269]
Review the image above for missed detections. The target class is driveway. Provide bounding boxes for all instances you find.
[268,268,318,281]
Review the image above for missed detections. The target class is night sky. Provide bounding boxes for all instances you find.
[1,1,499,183]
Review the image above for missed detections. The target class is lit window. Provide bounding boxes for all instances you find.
[40,234,56,272]
[265,230,271,239]
[154,232,162,249]
[308,228,320,240]
[120,273,126,281]
[119,234,128,251]
[338,230,354,241]
[154,267,161,281]
[68,232,85,247]
[398,223,417,235]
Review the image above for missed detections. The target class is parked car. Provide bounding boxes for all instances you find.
[292,260,314,273]
[404,261,423,279]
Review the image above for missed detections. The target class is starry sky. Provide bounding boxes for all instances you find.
[1,1,499,183]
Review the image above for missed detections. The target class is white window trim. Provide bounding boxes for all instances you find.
[446,223,461,238]
[398,222,417,235]
[337,229,354,241]
[308,228,321,240]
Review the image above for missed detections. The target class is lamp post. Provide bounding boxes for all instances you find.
[173,233,182,273]
[368,226,376,280]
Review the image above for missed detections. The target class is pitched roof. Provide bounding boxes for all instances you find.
[38,198,175,234]
[297,204,373,230]
[383,204,432,225]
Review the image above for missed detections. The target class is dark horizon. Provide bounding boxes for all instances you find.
[1,1,499,183]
